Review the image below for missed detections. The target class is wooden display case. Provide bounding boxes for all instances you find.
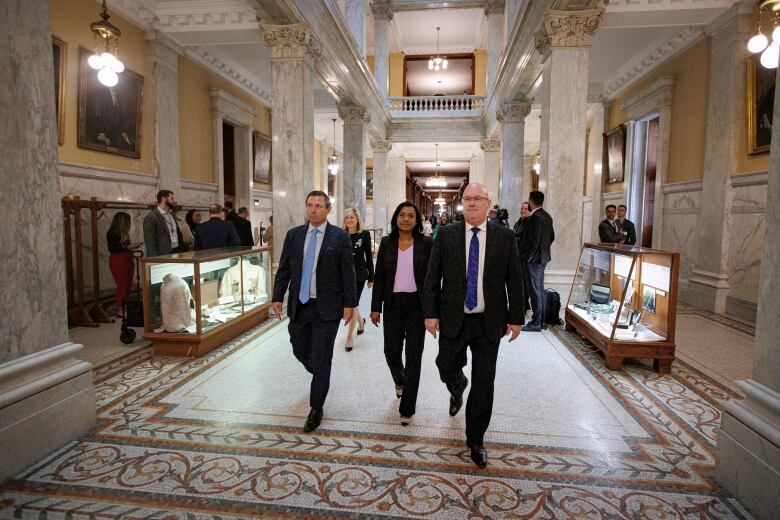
[141,247,273,357]
[564,243,680,373]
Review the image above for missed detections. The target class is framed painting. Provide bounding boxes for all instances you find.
[253,131,272,188]
[747,54,774,155]
[366,167,373,200]
[604,125,626,184]
[53,36,66,144]
[77,47,143,158]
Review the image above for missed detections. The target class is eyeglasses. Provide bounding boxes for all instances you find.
[462,196,489,203]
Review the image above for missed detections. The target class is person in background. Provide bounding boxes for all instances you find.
[343,208,374,352]
[598,204,624,244]
[235,207,255,247]
[616,204,637,246]
[107,212,141,318]
[371,201,433,426]
[422,216,433,237]
[185,209,201,237]
[224,200,239,224]
[263,215,273,246]
[432,212,449,240]
[513,201,533,316]
[143,189,183,257]
[195,204,241,250]
[176,209,195,251]
[522,191,555,332]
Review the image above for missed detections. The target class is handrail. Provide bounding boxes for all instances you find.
[388,95,485,113]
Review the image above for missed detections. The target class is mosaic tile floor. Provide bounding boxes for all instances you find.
[0,300,755,519]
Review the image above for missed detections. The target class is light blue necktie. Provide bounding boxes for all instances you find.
[299,228,319,303]
[465,227,479,311]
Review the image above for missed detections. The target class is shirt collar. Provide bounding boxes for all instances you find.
[308,221,327,234]
[530,207,541,215]
[466,220,487,233]
[157,206,170,216]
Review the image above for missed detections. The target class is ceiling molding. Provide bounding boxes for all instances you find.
[391,14,406,51]
[185,46,271,106]
[402,45,480,55]
[602,25,703,100]
[107,0,156,29]
[604,0,735,13]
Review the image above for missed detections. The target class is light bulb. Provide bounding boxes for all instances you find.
[774,26,780,43]
[442,59,448,69]
[100,52,116,67]
[434,64,440,71]
[98,67,119,87]
[108,58,125,73]
[88,54,103,70]
[761,42,780,69]
[428,60,433,70]
[748,33,769,54]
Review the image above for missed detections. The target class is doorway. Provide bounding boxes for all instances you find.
[222,122,236,204]
[641,118,659,247]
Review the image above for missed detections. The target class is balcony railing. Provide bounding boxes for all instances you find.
[388,95,485,116]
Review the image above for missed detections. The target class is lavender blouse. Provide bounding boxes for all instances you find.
[392,245,417,293]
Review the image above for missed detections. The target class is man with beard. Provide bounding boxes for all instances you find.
[143,190,184,257]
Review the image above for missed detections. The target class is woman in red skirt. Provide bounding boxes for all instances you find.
[107,212,141,318]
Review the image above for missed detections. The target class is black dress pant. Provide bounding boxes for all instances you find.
[436,313,499,445]
[288,300,340,411]
[383,292,425,417]
[528,261,547,326]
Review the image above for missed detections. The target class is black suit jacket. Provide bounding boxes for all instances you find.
[598,218,623,243]
[423,221,524,343]
[371,234,433,313]
[194,218,242,250]
[233,217,254,247]
[617,218,637,246]
[272,222,357,322]
[525,208,554,264]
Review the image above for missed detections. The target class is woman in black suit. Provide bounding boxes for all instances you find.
[344,208,374,352]
[371,202,433,426]
[513,201,533,315]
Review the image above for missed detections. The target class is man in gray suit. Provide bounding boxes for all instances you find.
[143,190,183,257]
[598,204,624,244]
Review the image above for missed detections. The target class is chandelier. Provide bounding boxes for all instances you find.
[328,119,339,174]
[427,26,448,71]
[747,0,780,68]
[87,0,125,86]
[426,144,447,187]
[434,193,446,205]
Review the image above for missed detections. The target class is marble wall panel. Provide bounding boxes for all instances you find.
[582,197,593,244]
[727,178,768,303]
[661,187,701,285]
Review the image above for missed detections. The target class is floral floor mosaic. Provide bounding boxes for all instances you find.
[0,309,755,519]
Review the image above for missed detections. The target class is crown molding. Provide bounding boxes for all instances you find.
[602,25,703,100]
[185,46,271,106]
[402,45,479,55]
[107,0,156,29]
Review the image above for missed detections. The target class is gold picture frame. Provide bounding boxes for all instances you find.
[366,167,373,200]
[252,131,272,190]
[747,54,774,155]
[604,125,626,184]
[53,36,66,145]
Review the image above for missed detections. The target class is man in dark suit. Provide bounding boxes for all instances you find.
[194,204,242,250]
[598,204,624,244]
[616,204,637,246]
[272,191,357,433]
[143,189,184,257]
[521,191,555,332]
[423,182,524,468]
[234,207,255,247]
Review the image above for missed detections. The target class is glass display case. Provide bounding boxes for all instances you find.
[141,247,272,356]
[564,243,679,373]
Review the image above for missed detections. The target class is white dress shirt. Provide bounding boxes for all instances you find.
[303,221,327,298]
[464,220,487,313]
[157,206,179,249]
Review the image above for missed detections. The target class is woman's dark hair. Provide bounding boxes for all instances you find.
[185,209,199,230]
[389,201,423,239]
[108,212,131,248]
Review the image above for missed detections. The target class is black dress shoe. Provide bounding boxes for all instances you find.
[522,323,542,332]
[303,408,323,433]
[467,442,488,468]
[448,377,468,416]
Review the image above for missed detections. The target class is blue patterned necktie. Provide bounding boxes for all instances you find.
[465,227,480,311]
[299,228,319,303]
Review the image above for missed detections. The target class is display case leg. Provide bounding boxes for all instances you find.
[565,320,575,332]
[653,358,673,374]
[605,355,623,371]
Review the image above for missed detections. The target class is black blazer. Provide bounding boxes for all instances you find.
[598,218,622,243]
[272,222,357,321]
[195,218,241,250]
[525,208,555,265]
[350,229,374,283]
[618,218,637,246]
[423,221,524,343]
[371,234,433,313]
[233,217,254,247]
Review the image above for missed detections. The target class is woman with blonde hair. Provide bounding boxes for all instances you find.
[343,208,374,351]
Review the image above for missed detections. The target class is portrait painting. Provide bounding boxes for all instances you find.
[366,167,373,199]
[747,54,774,155]
[327,172,336,198]
[77,47,143,158]
[253,131,272,187]
[53,36,66,144]
[604,125,625,184]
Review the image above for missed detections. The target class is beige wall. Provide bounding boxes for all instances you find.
[50,0,155,174]
[366,55,375,74]
[474,49,487,96]
[389,52,405,97]
[386,51,486,96]
[177,57,271,184]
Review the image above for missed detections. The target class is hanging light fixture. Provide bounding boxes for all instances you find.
[87,0,125,86]
[427,26,448,72]
[434,192,446,205]
[747,1,780,69]
[327,118,339,174]
[426,143,447,187]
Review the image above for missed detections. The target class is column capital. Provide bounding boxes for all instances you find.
[371,4,393,21]
[480,138,501,152]
[534,8,604,56]
[145,30,181,73]
[261,23,322,60]
[370,139,393,153]
[338,105,370,124]
[497,102,531,123]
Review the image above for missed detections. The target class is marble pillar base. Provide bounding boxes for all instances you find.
[716,379,780,520]
[685,270,730,313]
[0,342,95,483]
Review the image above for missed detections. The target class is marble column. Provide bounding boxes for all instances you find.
[687,6,751,313]
[263,23,319,261]
[388,155,407,212]
[146,30,182,196]
[480,138,501,204]
[345,0,365,56]
[469,154,485,186]
[372,4,392,99]
[504,0,522,44]
[536,8,603,296]
[486,4,504,94]
[320,140,330,193]
[497,102,531,219]
[589,101,607,243]
[370,139,393,233]
[0,0,94,481]
[338,105,368,220]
